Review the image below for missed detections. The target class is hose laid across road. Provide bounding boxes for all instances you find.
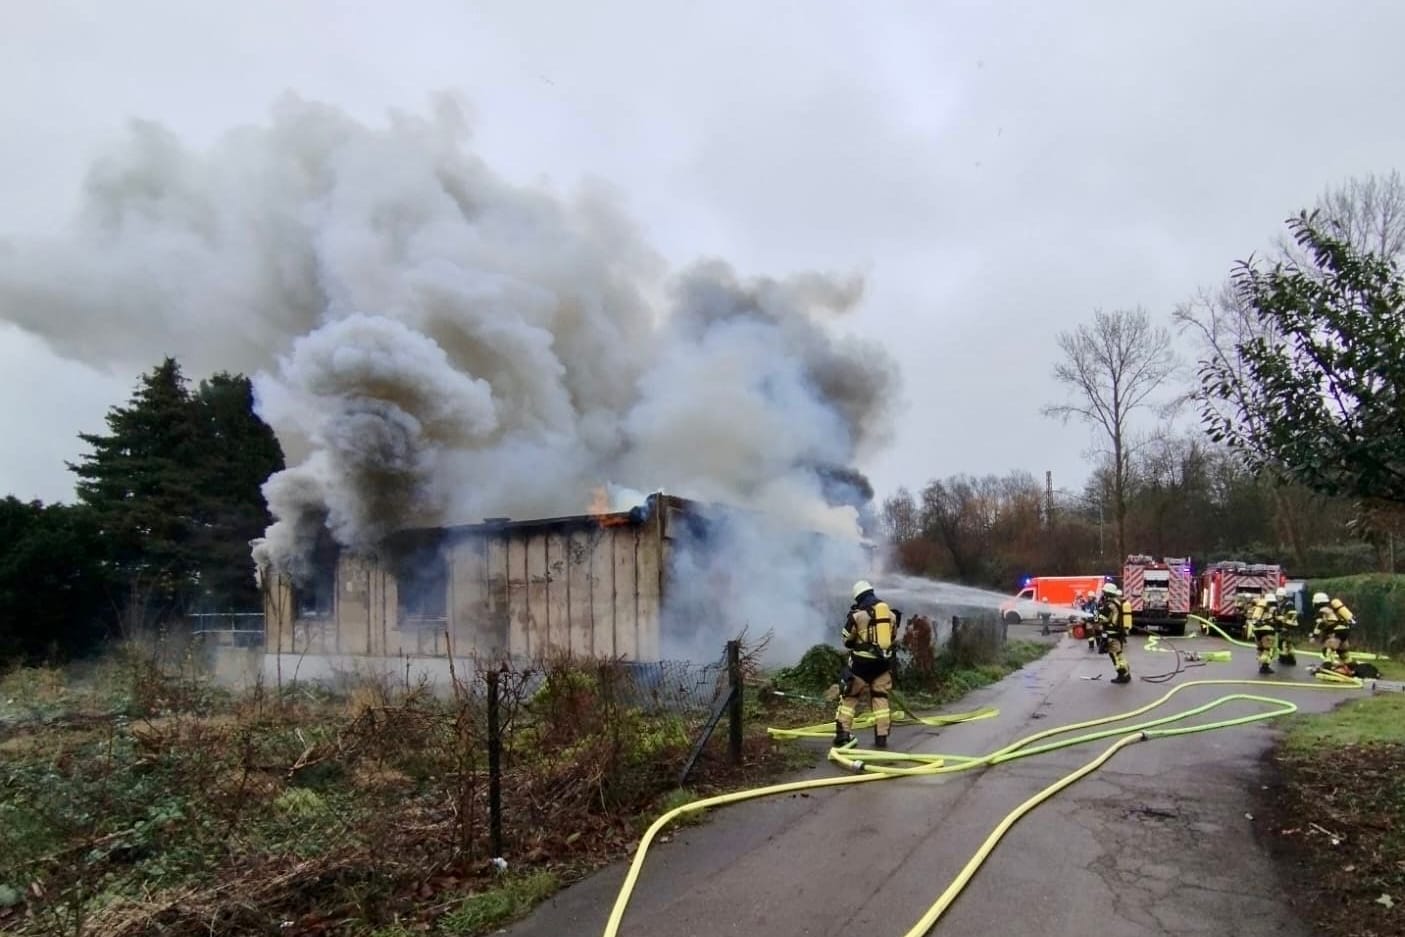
[1189,612,1389,662]
[601,675,1362,937]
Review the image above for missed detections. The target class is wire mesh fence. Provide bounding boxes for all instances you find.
[3,605,1025,936]
[483,654,731,715]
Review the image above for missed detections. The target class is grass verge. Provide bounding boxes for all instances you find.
[1259,691,1405,937]
[438,871,560,935]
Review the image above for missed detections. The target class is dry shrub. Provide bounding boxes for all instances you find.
[3,641,757,936]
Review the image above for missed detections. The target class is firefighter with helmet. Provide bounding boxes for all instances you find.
[1084,589,1105,652]
[834,580,900,749]
[1096,582,1132,683]
[1272,586,1299,666]
[1311,592,1356,672]
[1248,593,1280,674]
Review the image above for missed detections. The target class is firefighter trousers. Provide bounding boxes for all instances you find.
[1324,630,1352,665]
[1105,634,1129,676]
[1252,627,1277,665]
[835,668,892,736]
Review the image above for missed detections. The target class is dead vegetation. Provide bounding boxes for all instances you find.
[0,639,806,937]
[1257,693,1405,937]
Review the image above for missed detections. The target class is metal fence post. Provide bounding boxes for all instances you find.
[726,640,743,765]
[487,669,504,858]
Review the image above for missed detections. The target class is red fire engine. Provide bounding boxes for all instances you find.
[1121,555,1193,635]
[1195,561,1286,626]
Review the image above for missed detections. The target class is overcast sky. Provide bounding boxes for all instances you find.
[3,0,1403,508]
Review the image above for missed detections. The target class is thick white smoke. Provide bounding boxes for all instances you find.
[0,93,899,656]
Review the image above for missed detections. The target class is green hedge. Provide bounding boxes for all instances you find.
[1307,574,1405,655]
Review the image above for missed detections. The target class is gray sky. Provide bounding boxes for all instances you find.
[3,0,1403,507]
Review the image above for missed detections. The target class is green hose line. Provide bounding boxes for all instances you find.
[897,733,1142,937]
[767,703,998,740]
[600,771,891,937]
[1190,613,1389,662]
[602,676,1361,937]
[825,679,1329,777]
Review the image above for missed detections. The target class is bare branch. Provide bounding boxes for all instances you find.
[1044,306,1180,558]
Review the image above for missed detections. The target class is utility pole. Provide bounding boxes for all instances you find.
[1045,471,1054,528]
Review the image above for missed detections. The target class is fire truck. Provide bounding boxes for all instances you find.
[1121,555,1193,635]
[1195,561,1286,631]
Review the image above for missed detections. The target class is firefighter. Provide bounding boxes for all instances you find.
[1248,594,1279,674]
[1311,592,1356,672]
[1272,586,1298,666]
[1096,582,1132,684]
[1083,589,1104,651]
[834,580,899,749]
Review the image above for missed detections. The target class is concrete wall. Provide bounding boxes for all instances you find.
[264,498,678,663]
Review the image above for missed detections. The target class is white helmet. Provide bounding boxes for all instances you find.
[1101,582,1120,596]
[1275,587,1287,600]
[1312,592,1329,605]
[852,580,875,600]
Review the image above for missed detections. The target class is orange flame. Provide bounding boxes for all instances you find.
[588,486,630,527]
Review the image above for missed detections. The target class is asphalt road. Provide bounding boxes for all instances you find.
[507,629,1358,937]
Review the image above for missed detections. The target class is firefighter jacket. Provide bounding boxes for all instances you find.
[842,598,898,677]
[1097,597,1132,636]
[1274,605,1299,631]
[1248,599,1278,631]
[1314,599,1355,637]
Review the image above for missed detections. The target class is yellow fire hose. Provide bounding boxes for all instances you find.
[767,689,998,740]
[1141,633,1231,662]
[1190,613,1388,662]
[602,676,1362,937]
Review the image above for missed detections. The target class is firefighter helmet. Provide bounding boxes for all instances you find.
[1101,581,1120,597]
[852,580,875,600]
[1312,592,1329,606]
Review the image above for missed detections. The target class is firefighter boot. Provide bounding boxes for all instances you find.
[874,733,888,750]
[1088,638,1096,651]
[1258,661,1274,675]
[833,721,852,747]
[1111,669,1131,684]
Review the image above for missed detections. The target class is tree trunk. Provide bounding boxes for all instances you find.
[1268,483,1308,570]
[1113,436,1127,562]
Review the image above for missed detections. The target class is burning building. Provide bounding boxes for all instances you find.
[258,492,875,674]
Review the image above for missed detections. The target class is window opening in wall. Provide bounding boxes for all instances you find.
[395,535,449,631]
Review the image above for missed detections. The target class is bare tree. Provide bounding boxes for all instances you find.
[1172,281,1313,565]
[1179,171,1405,564]
[1042,308,1179,562]
[880,487,920,544]
[1286,170,1405,262]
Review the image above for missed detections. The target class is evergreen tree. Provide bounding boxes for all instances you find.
[70,357,202,622]
[67,358,285,624]
[189,372,286,609]
[0,498,114,663]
